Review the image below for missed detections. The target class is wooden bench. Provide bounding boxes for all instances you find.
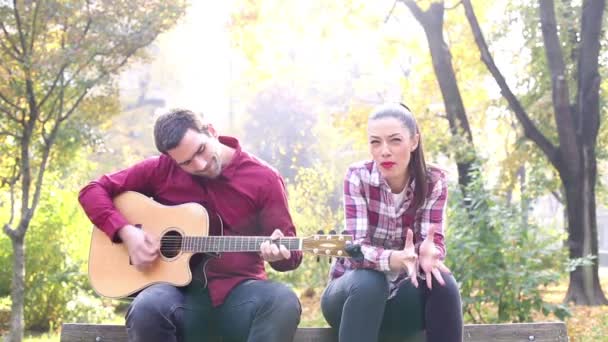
[61,322,568,341]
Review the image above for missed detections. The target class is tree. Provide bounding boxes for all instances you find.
[401,0,477,191]
[462,0,607,304]
[0,1,186,340]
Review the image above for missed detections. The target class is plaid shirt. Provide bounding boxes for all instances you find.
[330,161,448,298]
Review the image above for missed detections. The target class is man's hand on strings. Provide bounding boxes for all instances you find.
[260,229,291,262]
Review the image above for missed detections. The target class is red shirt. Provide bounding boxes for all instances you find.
[78,136,302,306]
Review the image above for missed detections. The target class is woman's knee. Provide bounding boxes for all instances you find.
[348,269,389,298]
[430,273,460,298]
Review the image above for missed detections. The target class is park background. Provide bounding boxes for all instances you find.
[1,0,608,341]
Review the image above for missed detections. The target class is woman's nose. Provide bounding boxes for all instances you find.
[380,142,391,156]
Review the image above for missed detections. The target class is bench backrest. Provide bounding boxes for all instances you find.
[61,322,568,342]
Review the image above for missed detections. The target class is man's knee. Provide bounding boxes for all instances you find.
[126,284,181,324]
[263,282,301,322]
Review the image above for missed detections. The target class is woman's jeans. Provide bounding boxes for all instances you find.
[321,269,463,342]
[125,280,301,342]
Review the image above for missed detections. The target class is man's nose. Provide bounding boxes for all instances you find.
[192,156,208,170]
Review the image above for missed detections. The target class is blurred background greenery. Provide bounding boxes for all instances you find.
[2,0,608,341]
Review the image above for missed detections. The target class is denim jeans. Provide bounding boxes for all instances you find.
[125,280,301,342]
[321,269,463,342]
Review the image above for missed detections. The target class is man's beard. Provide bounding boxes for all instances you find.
[194,156,220,178]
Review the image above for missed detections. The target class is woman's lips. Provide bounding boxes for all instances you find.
[381,162,396,169]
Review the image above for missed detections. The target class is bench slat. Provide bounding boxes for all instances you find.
[60,322,568,342]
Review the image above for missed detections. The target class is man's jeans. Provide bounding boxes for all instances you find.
[125,280,301,342]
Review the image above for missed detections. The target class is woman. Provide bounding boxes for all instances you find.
[321,103,463,342]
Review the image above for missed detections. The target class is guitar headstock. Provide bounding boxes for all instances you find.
[302,234,353,257]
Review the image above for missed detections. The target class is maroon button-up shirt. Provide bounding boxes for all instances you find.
[78,136,302,306]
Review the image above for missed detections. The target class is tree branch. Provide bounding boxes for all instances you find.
[539,0,579,166]
[401,0,425,23]
[36,62,69,109]
[576,0,605,146]
[384,0,398,23]
[28,0,41,55]
[0,34,23,62]
[0,90,23,112]
[12,0,28,54]
[25,122,59,236]
[461,0,559,167]
[445,1,463,11]
[0,18,22,56]
[0,130,21,138]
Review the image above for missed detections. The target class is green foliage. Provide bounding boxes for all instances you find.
[268,164,343,290]
[447,166,570,323]
[0,181,114,332]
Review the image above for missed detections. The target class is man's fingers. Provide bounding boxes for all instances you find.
[426,271,432,289]
[279,245,291,260]
[270,243,280,256]
[260,240,270,255]
[270,229,284,240]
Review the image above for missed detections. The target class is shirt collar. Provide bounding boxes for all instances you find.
[370,161,416,193]
[218,135,242,179]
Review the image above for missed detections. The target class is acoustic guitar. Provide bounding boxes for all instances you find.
[88,191,352,298]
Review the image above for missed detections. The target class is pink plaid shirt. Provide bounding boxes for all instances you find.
[330,161,448,298]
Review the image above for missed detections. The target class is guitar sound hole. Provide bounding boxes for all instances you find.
[160,230,182,259]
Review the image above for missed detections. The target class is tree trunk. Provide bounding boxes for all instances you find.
[563,148,607,304]
[461,0,607,304]
[403,1,476,191]
[8,234,25,342]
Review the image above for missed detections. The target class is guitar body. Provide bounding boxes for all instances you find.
[88,192,210,298]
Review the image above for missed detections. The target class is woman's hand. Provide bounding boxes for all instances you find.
[418,225,451,289]
[389,229,419,288]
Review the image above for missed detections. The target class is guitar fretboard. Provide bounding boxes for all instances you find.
[178,236,302,253]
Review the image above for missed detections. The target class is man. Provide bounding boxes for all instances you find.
[79,108,302,342]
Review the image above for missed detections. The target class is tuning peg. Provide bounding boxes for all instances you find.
[329,229,336,235]
[316,256,320,263]
[328,256,332,263]
[341,230,348,235]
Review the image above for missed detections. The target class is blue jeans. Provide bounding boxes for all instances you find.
[125,280,301,342]
[321,269,463,342]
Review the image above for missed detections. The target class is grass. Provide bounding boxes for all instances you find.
[536,268,608,342]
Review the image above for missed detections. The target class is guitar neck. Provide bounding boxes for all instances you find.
[177,236,303,253]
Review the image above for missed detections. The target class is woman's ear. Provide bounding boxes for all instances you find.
[411,133,420,152]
